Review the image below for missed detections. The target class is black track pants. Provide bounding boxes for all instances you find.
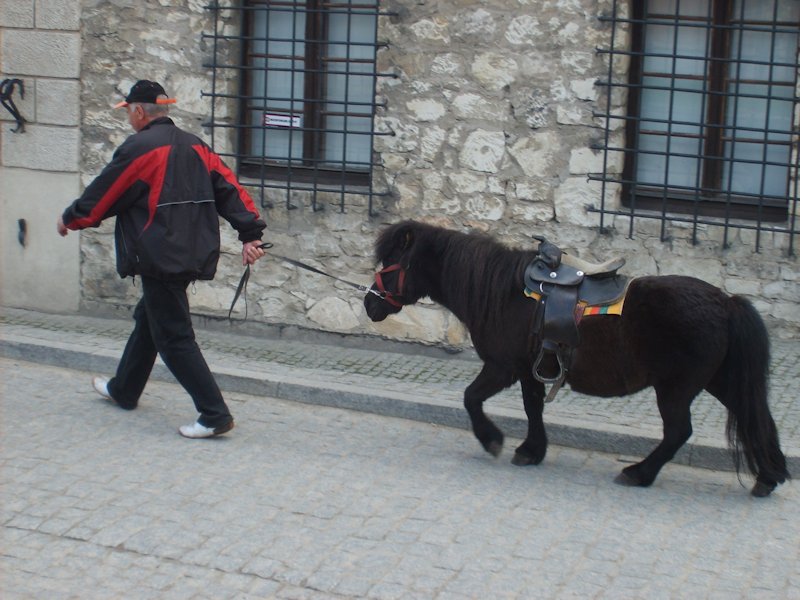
[107,276,232,428]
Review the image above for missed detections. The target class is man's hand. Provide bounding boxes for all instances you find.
[57,216,68,237]
[242,240,266,265]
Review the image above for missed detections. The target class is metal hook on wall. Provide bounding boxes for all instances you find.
[1,78,27,133]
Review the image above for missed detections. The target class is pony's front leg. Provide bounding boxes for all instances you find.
[463,364,508,457]
[511,372,548,466]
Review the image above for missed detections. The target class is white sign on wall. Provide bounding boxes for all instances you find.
[263,113,302,128]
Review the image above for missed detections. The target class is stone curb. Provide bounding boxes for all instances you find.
[4,337,795,475]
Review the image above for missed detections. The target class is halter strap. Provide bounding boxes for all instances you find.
[374,263,405,308]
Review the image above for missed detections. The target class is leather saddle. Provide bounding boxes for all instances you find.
[524,237,628,390]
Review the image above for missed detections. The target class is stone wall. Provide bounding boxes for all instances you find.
[15,0,799,343]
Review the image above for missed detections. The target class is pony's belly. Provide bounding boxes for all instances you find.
[566,364,641,397]
[567,317,649,397]
[567,372,642,397]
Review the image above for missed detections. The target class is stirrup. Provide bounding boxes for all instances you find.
[533,347,564,384]
[533,347,569,404]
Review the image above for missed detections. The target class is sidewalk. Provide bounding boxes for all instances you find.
[1,306,797,474]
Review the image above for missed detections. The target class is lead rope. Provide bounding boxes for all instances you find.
[227,242,274,321]
[228,243,391,321]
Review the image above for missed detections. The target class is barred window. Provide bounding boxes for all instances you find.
[595,0,800,253]
[204,0,392,213]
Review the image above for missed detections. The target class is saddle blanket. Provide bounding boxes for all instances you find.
[523,287,627,317]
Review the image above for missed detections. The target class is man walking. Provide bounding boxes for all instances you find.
[57,80,267,438]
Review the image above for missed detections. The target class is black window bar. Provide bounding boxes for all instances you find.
[592,0,799,255]
[203,0,397,215]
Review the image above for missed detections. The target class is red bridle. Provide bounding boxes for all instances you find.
[374,263,406,308]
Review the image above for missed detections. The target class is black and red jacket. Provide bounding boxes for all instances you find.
[62,117,266,281]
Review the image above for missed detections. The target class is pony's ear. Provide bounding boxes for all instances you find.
[402,230,413,251]
[376,221,419,267]
[399,228,417,269]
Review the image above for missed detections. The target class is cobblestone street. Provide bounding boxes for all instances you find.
[2,358,798,599]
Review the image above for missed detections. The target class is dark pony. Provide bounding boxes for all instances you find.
[364,220,790,497]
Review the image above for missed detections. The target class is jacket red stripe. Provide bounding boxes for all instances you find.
[192,144,260,217]
[67,146,170,230]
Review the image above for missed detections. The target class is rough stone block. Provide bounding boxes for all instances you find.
[556,104,585,125]
[307,296,360,331]
[459,129,505,173]
[509,132,558,178]
[406,99,445,122]
[773,302,800,323]
[410,18,450,43]
[724,278,761,296]
[419,126,446,163]
[471,52,518,91]
[169,74,213,117]
[658,257,723,287]
[779,264,799,282]
[571,77,598,101]
[505,15,541,46]
[569,147,605,175]
[553,177,602,228]
[452,93,507,122]
[448,171,486,194]
[465,194,505,220]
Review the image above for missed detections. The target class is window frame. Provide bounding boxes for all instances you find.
[621,0,799,223]
[237,0,379,188]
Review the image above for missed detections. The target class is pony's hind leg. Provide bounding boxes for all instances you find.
[616,382,697,488]
[464,364,511,457]
[511,372,548,466]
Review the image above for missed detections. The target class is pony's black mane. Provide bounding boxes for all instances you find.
[377,221,537,332]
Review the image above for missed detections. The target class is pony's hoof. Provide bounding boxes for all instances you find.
[751,480,776,498]
[486,440,503,458]
[613,471,639,487]
[511,451,533,466]
[614,465,655,488]
[614,469,653,487]
[511,446,545,466]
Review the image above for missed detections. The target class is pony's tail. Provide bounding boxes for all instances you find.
[723,296,790,488]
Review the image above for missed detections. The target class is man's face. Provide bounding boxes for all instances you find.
[126,104,146,132]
